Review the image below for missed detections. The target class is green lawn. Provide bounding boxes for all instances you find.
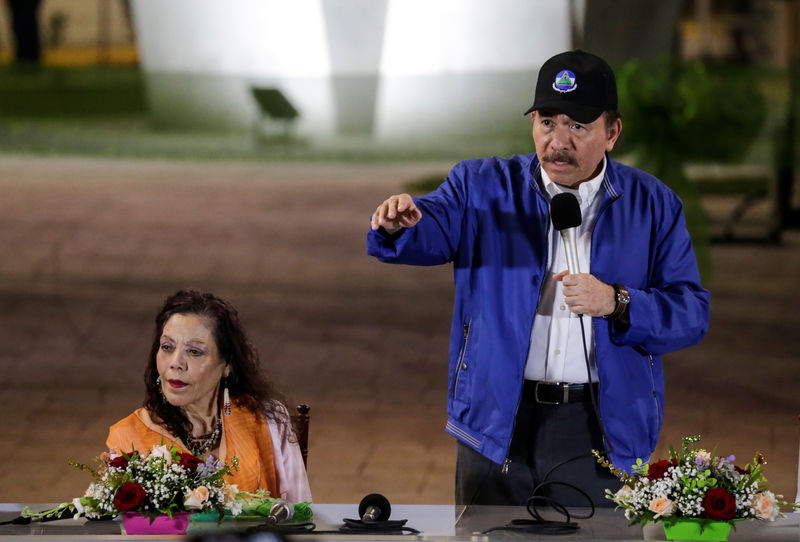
[0,65,532,163]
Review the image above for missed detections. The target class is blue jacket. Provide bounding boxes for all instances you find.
[367,153,710,472]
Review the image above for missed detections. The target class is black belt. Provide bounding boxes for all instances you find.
[524,380,598,405]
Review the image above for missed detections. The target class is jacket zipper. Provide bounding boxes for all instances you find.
[451,320,471,400]
[503,198,551,474]
[647,354,661,422]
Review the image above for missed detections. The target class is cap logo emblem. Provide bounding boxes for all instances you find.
[552,70,577,93]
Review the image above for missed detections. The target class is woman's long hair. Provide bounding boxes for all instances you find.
[143,289,288,444]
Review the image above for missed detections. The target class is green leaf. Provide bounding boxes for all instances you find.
[293,502,313,522]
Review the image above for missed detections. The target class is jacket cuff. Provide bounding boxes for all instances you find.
[377,226,406,242]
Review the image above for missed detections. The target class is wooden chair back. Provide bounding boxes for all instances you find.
[291,403,310,468]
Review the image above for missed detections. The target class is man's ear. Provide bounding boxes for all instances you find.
[606,117,622,152]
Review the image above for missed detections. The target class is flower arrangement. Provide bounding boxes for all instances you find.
[594,435,798,529]
[23,444,314,532]
[24,444,241,522]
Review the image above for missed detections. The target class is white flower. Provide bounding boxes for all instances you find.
[72,498,84,518]
[751,491,779,521]
[223,484,239,504]
[624,509,635,520]
[228,501,243,516]
[149,445,173,464]
[84,483,104,499]
[614,485,635,504]
[184,486,210,510]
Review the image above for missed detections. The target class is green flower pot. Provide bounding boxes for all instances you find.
[663,519,732,541]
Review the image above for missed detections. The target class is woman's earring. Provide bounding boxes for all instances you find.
[223,379,231,416]
[156,375,165,399]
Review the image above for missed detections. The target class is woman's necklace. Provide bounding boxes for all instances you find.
[186,416,223,457]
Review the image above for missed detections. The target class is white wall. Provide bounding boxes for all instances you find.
[375,0,570,142]
[130,0,574,143]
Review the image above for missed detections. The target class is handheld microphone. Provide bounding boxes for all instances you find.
[267,499,294,524]
[358,493,391,522]
[550,192,583,274]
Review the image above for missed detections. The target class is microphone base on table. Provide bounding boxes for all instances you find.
[245,521,315,535]
[340,518,419,535]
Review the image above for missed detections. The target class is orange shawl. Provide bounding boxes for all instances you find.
[106,402,278,494]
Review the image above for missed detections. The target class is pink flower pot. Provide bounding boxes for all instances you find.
[121,511,191,535]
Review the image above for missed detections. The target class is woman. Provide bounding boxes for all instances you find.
[107,289,311,503]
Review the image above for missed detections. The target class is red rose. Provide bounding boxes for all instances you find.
[703,488,737,520]
[113,482,146,512]
[646,459,677,480]
[109,456,129,469]
[178,452,203,472]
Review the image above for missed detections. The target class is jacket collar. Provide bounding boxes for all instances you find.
[529,152,623,201]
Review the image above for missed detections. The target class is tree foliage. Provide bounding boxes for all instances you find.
[616,58,766,281]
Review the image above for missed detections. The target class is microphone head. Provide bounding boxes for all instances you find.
[358,493,391,522]
[268,499,294,523]
[550,192,582,231]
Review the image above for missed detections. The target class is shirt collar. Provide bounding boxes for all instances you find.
[540,156,607,207]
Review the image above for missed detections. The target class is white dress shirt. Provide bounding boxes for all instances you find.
[524,158,607,383]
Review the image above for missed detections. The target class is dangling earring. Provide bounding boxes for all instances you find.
[156,375,165,399]
[222,378,231,416]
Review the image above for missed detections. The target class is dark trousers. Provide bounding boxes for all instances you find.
[455,381,621,507]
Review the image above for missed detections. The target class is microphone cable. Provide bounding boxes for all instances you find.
[578,313,614,459]
[245,522,316,535]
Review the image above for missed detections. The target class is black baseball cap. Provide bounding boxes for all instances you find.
[524,49,617,123]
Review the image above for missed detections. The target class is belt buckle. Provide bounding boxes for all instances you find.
[534,381,569,405]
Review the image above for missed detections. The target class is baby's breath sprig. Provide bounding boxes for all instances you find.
[681,435,701,455]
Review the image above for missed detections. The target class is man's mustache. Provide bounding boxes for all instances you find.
[542,152,578,166]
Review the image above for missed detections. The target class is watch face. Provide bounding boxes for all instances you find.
[617,290,630,304]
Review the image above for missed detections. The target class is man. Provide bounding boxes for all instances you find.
[367,50,709,507]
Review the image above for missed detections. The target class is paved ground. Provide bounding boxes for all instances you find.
[0,154,797,507]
